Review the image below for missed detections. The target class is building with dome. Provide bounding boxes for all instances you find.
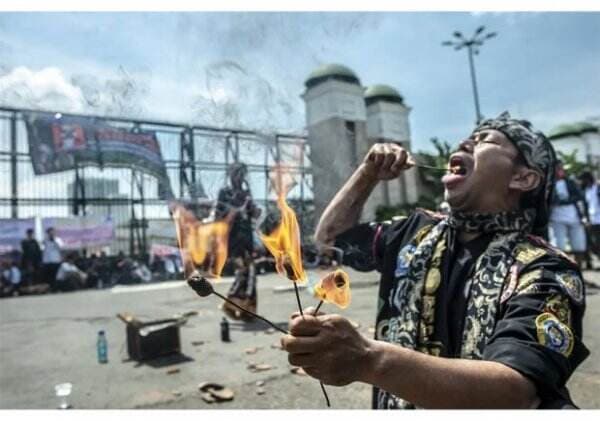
[302,63,417,222]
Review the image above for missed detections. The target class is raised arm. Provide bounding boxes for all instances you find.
[314,143,412,246]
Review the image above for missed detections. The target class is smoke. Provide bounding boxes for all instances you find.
[185,12,384,134]
[192,60,296,133]
[0,65,148,117]
[71,66,148,117]
[1,13,383,130]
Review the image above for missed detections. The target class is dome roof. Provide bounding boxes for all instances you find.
[548,122,598,140]
[305,63,360,89]
[364,84,404,105]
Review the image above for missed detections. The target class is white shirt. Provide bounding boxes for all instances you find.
[56,262,84,282]
[42,237,63,264]
[550,180,580,224]
[3,266,21,285]
[585,184,600,225]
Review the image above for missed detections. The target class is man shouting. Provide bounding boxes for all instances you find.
[281,112,589,409]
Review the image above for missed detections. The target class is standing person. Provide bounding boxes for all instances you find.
[549,161,588,268]
[42,227,63,290]
[216,162,261,321]
[21,228,41,285]
[578,171,600,269]
[281,112,588,408]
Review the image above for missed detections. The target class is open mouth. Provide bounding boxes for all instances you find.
[442,155,470,188]
[448,156,468,175]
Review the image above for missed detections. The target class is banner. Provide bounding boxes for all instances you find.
[42,216,115,250]
[0,218,36,254]
[150,243,181,257]
[24,111,173,198]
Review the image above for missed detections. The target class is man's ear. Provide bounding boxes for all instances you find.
[509,166,542,193]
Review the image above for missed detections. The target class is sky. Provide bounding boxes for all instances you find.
[1,11,599,154]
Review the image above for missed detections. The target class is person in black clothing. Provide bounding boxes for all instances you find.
[216,162,262,321]
[21,228,41,285]
[281,112,589,409]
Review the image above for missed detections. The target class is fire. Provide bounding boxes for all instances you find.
[313,269,351,309]
[259,165,306,284]
[172,203,231,279]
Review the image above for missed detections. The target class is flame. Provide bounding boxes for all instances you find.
[259,165,306,283]
[172,203,231,279]
[313,269,351,309]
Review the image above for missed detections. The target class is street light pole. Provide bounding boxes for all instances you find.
[442,26,497,124]
[466,44,481,123]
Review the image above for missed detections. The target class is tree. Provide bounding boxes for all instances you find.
[557,149,593,178]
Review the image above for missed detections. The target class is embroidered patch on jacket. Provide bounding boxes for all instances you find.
[526,234,578,266]
[535,313,574,357]
[515,243,547,265]
[515,269,543,295]
[545,294,572,326]
[555,271,584,305]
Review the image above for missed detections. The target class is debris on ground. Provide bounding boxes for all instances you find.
[191,341,205,346]
[270,342,283,350]
[166,367,181,375]
[367,326,375,334]
[198,382,234,403]
[256,387,266,395]
[172,390,182,397]
[290,367,307,376]
[255,380,265,387]
[244,347,261,355]
[264,328,276,335]
[247,363,273,372]
[349,320,361,329]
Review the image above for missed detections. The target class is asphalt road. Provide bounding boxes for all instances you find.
[0,268,598,409]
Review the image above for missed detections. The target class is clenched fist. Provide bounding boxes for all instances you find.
[362,142,414,181]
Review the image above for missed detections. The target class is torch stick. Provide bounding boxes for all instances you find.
[283,265,330,408]
[293,281,304,317]
[187,273,288,335]
[314,300,323,315]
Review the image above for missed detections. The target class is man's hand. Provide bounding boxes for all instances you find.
[362,143,413,181]
[280,312,374,386]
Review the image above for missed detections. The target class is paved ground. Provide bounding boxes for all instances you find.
[0,267,598,409]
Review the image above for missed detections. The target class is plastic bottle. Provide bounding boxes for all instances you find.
[97,330,108,363]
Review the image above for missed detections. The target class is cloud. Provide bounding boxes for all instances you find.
[0,66,86,112]
[0,64,155,121]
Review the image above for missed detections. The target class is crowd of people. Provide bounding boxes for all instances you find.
[0,227,185,298]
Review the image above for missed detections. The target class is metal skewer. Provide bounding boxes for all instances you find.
[367,151,452,172]
[414,164,452,172]
[187,273,288,334]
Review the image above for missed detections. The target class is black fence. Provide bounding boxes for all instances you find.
[0,106,314,256]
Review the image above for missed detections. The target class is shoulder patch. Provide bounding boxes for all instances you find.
[526,234,578,266]
[514,242,547,266]
[554,271,584,305]
[515,268,544,295]
[536,312,574,357]
[545,294,572,326]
